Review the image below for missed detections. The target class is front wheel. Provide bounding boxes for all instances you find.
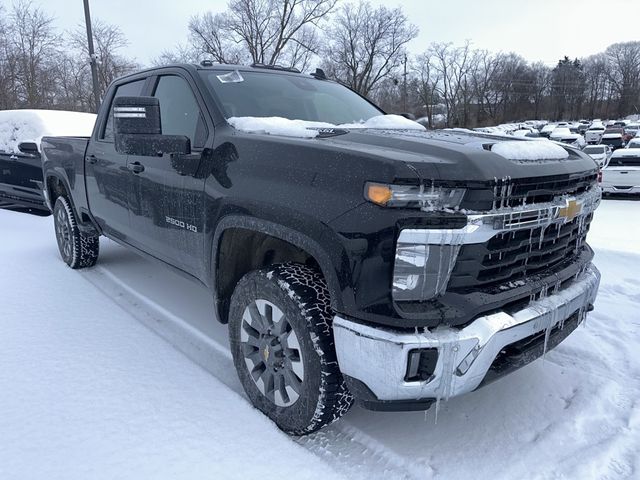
[53,196,99,269]
[228,263,353,435]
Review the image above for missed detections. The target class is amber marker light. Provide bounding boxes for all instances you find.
[365,183,393,205]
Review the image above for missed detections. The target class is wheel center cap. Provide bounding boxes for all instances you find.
[262,344,270,362]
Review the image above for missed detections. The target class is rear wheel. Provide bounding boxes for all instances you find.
[53,196,99,269]
[228,263,353,435]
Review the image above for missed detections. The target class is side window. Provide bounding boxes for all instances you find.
[101,79,146,142]
[153,75,208,148]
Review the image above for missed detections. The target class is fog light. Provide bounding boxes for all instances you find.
[405,348,439,382]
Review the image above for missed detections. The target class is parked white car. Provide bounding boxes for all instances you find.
[626,138,640,149]
[550,127,586,148]
[585,124,606,144]
[583,144,611,167]
[601,149,640,195]
[539,124,556,138]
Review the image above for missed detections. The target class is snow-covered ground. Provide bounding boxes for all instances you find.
[1,197,639,480]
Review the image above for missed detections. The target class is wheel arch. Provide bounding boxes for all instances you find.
[211,215,345,324]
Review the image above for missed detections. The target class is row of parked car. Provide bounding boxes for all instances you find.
[474,118,640,197]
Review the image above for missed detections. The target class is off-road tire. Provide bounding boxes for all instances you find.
[53,196,99,269]
[229,263,354,435]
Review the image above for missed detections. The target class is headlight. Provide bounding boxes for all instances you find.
[365,182,466,210]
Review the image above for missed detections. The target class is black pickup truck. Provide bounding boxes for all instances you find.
[41,63,601,435]
[0,140,48,214]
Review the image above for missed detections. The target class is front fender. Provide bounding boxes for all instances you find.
[210,214,353,317]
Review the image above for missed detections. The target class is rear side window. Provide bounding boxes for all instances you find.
[153,75,208,148]
[101,79,146,141]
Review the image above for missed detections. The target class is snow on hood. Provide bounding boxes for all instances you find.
[0,109,96,153]
[227,114,426,138]
[491,140,569,161]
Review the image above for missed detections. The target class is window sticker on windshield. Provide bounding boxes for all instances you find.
[217,70,244,83]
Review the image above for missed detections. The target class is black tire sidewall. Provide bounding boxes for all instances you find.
[229,269,326,434]
[53,196,76,267]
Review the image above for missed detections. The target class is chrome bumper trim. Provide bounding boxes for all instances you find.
[333,263,600,402]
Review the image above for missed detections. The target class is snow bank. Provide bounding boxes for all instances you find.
[228,114,425,138]
[0,109,96,153]
[491,140,569,161]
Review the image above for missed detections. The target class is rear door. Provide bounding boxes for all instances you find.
[126,72,210,277]
[0,149,42,193]
[85,78,147,239]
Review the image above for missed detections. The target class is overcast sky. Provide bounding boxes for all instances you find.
[26,0,640,67]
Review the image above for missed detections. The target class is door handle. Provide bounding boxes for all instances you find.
[86,154,97,164]
[128,161,145,174]
[9,155,18,160]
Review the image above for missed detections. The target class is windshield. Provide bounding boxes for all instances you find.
[200,70,383,125]
[610,155,640,167]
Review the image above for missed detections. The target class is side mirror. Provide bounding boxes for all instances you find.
[114,96,190,157]
[18,141,39,155]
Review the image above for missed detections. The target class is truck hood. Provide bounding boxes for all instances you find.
[317,128,597,183]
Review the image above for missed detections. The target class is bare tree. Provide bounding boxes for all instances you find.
[189,0,335,69]
[69,20,139,106]
[188,12,247,64]
[323,0,418,96]
[415,52,442,128]
[427,41,475,127]
[529,61,551,119]
[152,43,200,66]
[8,0,60,107]
[605,41,640,117]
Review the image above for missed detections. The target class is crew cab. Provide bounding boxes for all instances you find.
[40,63,601,435]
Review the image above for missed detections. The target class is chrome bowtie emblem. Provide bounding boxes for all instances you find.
[558,199,582,222]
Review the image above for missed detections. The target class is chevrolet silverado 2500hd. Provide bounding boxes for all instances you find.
[41,63,601,435]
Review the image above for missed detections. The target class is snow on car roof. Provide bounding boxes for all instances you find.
[611,148,640,158]
[228,114,426,138]
[0,109,96,153]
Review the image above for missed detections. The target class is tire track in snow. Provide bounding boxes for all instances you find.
[80,265,427,480]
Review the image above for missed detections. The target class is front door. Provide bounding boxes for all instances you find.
[85,78,146,239]
[126,74,210,277]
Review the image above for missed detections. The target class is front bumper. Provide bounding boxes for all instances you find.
[333,263,600,407]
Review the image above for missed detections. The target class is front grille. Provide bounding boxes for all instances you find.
[449,212,593,291]
[493,173,597,208]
